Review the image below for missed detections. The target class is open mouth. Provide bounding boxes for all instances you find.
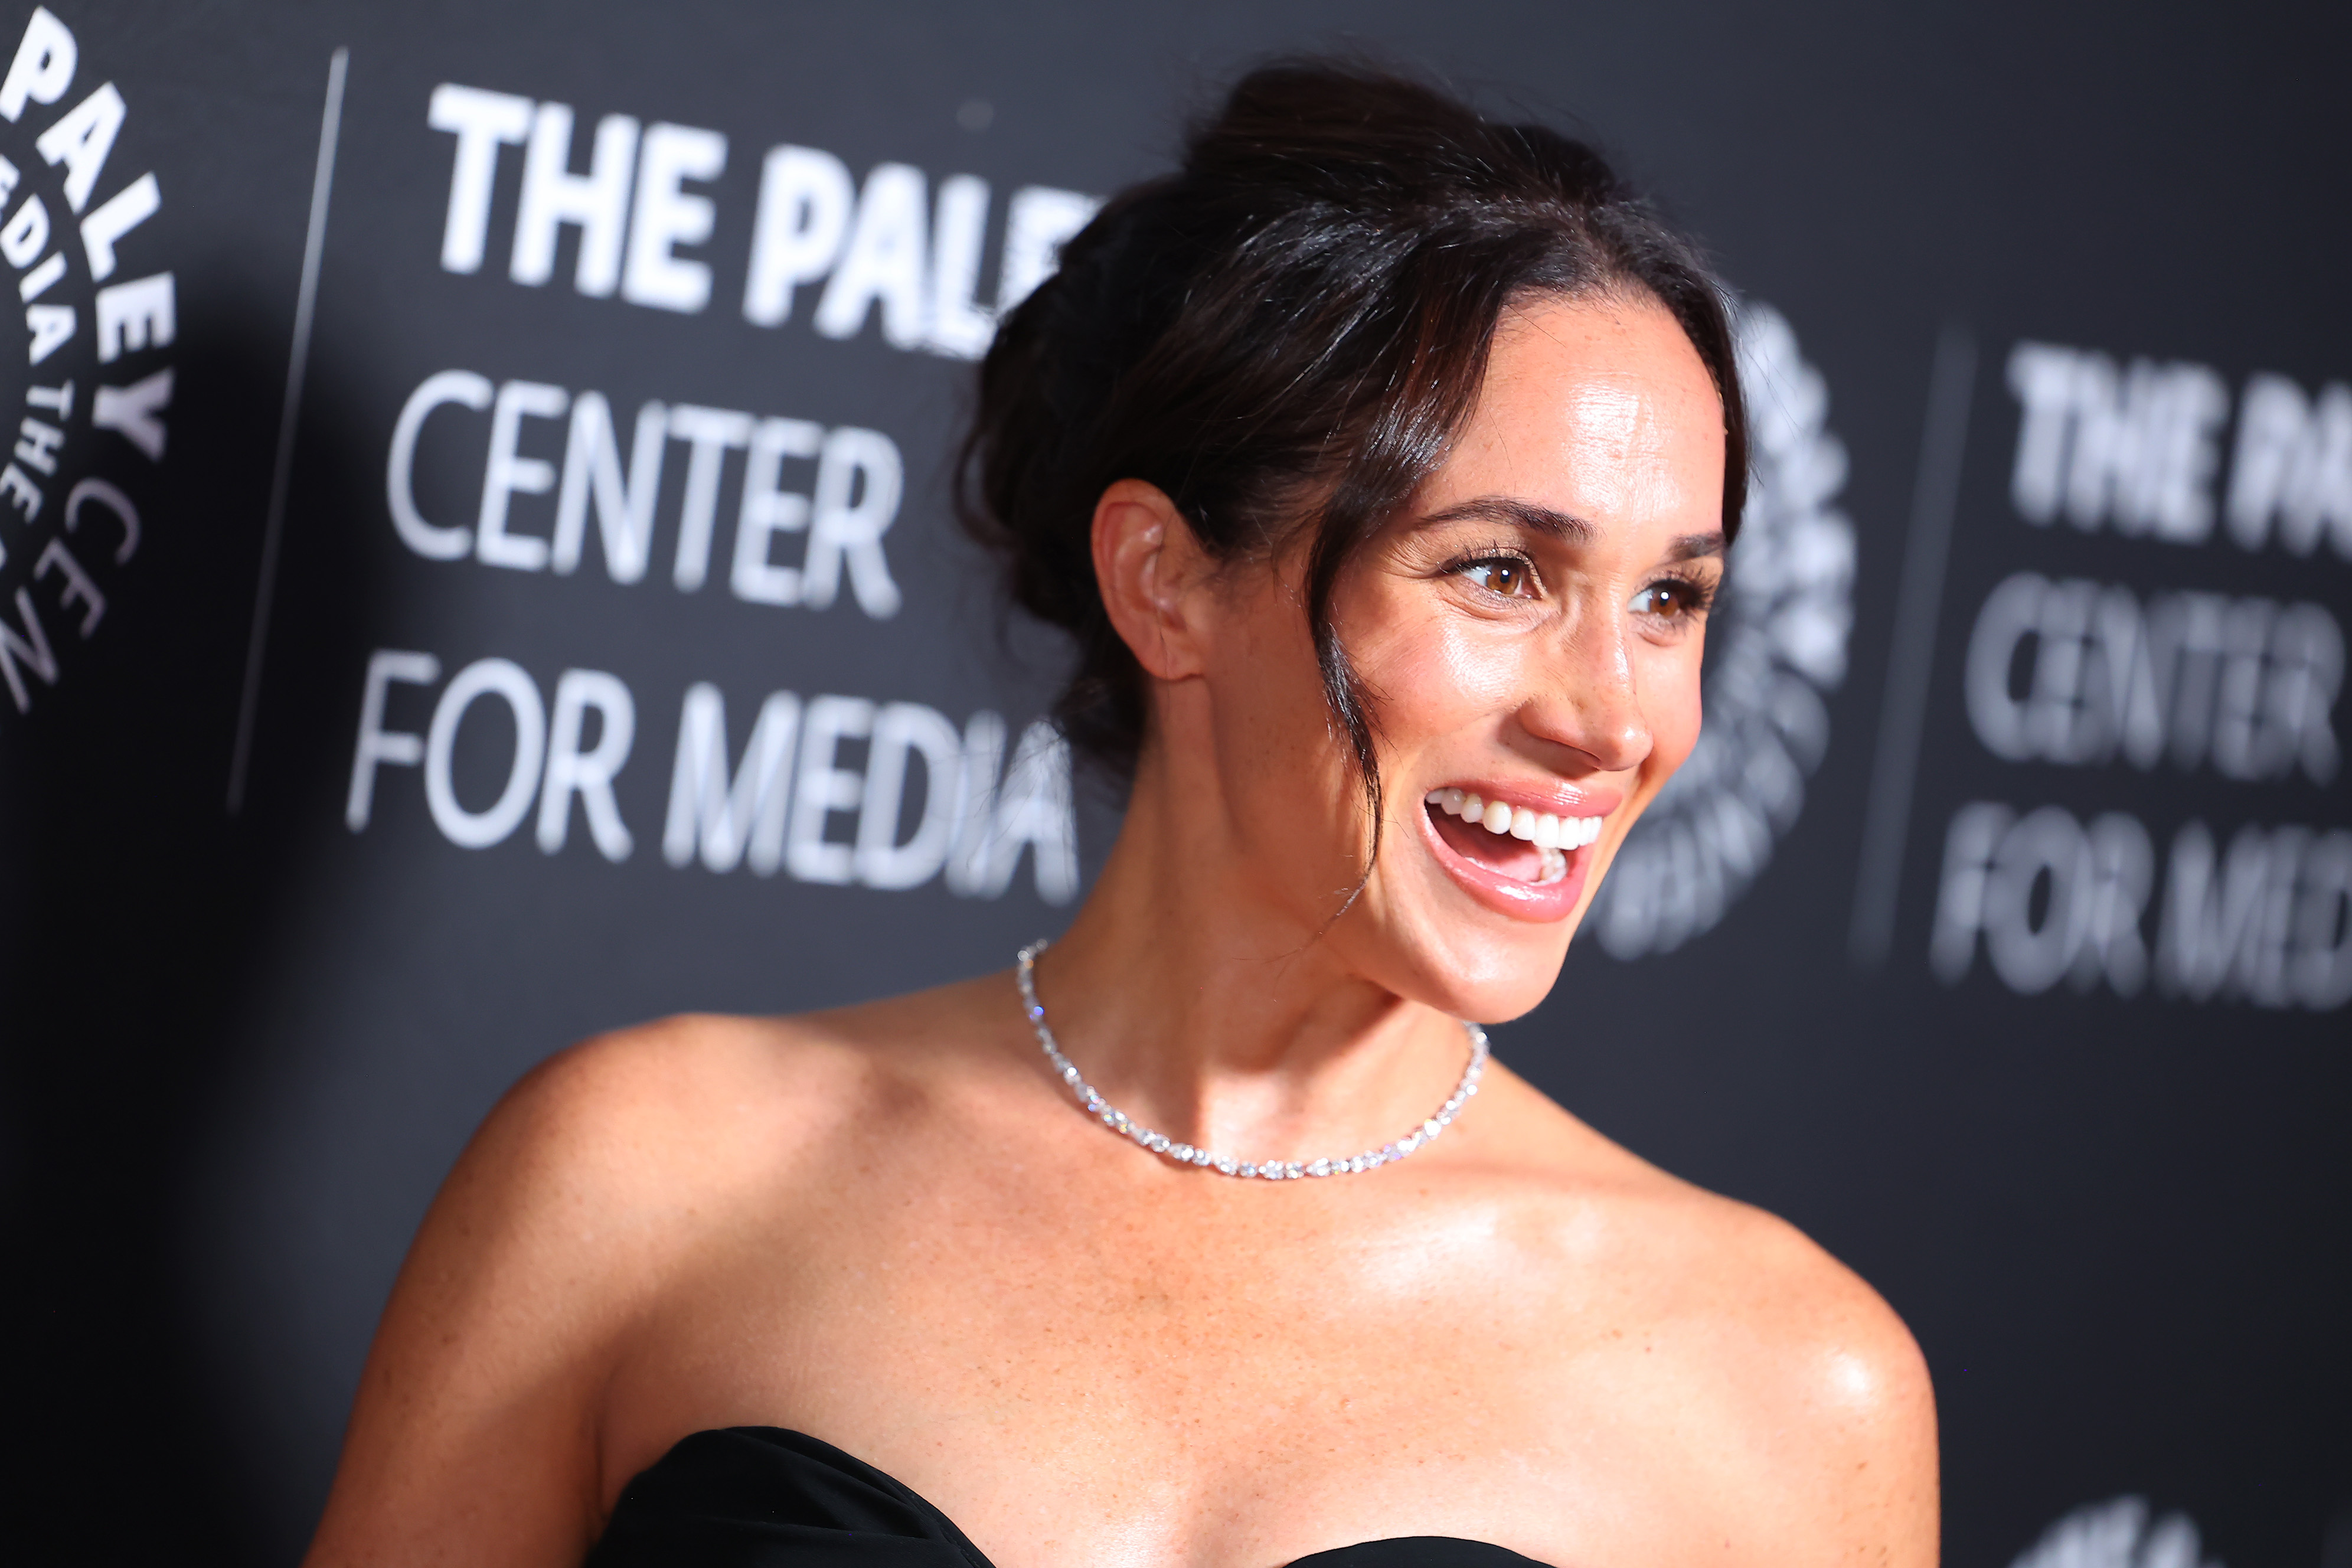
[1423,787,1603,887]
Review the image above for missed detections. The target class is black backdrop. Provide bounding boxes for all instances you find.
[2,2,2347,1563]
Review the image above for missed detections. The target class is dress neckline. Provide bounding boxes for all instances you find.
[593,1425,1556,1567]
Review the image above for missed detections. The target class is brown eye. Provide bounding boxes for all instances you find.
[1631,577,1711,620]
[1461,557,1536,597]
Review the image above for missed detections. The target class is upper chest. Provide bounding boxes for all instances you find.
[596,1159,1786,1567]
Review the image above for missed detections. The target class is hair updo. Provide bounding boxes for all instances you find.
[960,60,1747,814]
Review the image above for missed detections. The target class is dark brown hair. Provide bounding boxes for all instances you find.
[960,60,1747,833]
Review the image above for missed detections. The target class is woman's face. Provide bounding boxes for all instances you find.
[1197,293,1727,1021]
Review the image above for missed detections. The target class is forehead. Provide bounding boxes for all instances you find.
[1427,294,1726,536]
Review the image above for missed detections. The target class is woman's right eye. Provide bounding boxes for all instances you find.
[1456,556,1539,599]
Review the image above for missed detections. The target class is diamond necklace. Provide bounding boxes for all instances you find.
[1015,940,1488,1180]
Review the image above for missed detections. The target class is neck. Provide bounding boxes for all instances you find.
[1025,746,1470,1161]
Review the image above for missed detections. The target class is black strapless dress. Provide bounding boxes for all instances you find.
[587,1427,1550,1566]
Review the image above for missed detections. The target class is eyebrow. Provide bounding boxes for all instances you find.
[1420,496,1595,541]
[1418,495,1726,564]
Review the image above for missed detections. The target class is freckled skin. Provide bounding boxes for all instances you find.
[303,300,1938,1568]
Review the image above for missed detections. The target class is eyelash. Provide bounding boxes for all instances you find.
[1631,571,1718,622]
[1446,545,1542,600]
[1442,546,1719,623]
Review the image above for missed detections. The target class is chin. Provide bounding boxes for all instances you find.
[1440,952,1572,1026]
[1349,880,1587,1027]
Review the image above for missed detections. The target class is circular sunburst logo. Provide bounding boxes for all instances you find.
[0,4,173,724]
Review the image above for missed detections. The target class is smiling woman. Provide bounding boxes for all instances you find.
[303,60,1938,1568]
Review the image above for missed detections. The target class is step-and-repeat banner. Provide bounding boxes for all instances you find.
[1,2,2344,1563]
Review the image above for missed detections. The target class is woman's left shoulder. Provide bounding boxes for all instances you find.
[1487,1096,1938,1556]
[1675,1190,1940,1557]
[1637,1178,1940,1557]
[1678,1188,1935,1432]
[1497,1087,1932,1431]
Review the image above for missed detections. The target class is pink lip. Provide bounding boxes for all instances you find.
[1417,790,1609,925]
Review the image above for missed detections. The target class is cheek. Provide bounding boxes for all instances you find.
[1636,636,1707,779]
[1353,601,1527,749]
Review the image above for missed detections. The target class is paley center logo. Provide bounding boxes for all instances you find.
[344,78,1092,903]
[1928,337,2351,1011]
[0,4,174,720]
[1592,303,1858,958]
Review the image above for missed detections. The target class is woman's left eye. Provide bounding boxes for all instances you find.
[1630,576,1714,620]
[1458,556,1538,598]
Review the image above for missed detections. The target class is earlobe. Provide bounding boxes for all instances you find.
[1091,478,1210,681]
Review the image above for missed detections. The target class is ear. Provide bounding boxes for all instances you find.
[1091,478,1216,681]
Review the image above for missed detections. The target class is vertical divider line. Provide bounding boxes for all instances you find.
[227,45,348,814]
[1848,324,1978,969]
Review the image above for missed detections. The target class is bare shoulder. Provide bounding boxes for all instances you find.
[484,973,1011,1203]
[303,979,1007,1567]
[395,974,1028,1336]
[1674,1184,1936,1453]
[493,1007,866,1182]
[1681,1190,1940,1563]
[1485,1079,1938,1563]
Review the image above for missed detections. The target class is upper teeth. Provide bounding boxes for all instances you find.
[1427,788,1603,850]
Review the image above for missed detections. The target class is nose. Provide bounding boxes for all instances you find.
[1517,610,1654,775]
